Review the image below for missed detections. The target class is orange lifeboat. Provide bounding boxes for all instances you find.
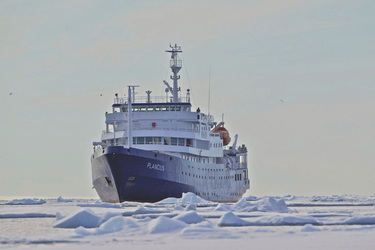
[211,123,231,146]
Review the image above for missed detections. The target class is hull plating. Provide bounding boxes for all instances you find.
[92,146,195,202]
[92,146,249,203]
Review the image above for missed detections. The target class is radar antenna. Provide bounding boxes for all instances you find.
[165,44,182,103]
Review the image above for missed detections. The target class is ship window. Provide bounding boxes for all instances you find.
[134,137,145,144]
[147,107,154,111]
[132,107,139,112]
[178,138,185,146]
[155,107,161,111]
[122,107,127,112]
[171,138,177,146]
[154,137,162,145]
[176,107,181,111]
[145,137,153,144]
[140,107,147,112]
[161,107,168,111]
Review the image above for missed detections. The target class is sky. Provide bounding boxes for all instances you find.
[1,0,375,199]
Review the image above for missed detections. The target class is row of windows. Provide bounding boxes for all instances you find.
[133,137,191,146]
[187,164,227,172]
[106,137,192,147]
[114,106,191,113]
[235,174,242,181]
[181,171,243,181]
[210,142,223,148]
[195,192,243,198]
[182,155,212,163]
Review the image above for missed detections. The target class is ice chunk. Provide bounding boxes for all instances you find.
[0,213,55,218]
[53,209,100,228]
[75,216,138,236]
[255,197,290,213]
[174,211,206,224]
[173,205,184,211]
[248,214,319,226]
[5,198,46,205]
[78,202,122,208]
[215,203,232,211]
[233,199,258,212]
[97,211,123,226]
[344,216,375,225]
[157,192,214,206]
[226,197,290,213]
[301,224,321,232]
[180,192,210,204]
[130,206,169,215]
[56,196,73,202]
[157,197,179,204]
[244,195,258,201]
[218,212,250,227]
[148,216,187,233]
[98,216,137,234]
[185,204,197,211]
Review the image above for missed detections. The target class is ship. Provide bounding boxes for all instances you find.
[91,44,250,203]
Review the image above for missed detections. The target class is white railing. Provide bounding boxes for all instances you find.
[103,127,198,136]
[114,96,191,104]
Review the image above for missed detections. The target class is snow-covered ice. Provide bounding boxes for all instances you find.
[1,193,375,249]
[3,198,46,205]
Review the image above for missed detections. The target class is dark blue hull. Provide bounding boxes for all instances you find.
[92,146,195,202]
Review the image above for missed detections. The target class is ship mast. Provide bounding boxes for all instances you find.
[165,44,182,103]
[127,85,139,148]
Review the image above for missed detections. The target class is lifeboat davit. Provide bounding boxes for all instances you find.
[211,122,231,146]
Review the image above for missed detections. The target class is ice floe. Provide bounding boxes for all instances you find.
[148,216,188,234]
[174,211,206,224]
[3,193,375,250]
[54,209,100,228]
[157,192,215,206]
[218,212,251,227]
[56,196,73,203]
[78,202,122,208]
[301,224,321,232]
[5,198,46,205]
[75,216,139,236]
[0,213,55,218]
[215,196,291,213]
[246,214,320,226]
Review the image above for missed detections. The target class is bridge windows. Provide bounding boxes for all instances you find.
[115,105,190,112]
[131,136,188,146]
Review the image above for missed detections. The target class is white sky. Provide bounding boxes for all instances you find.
[1,0,374,198]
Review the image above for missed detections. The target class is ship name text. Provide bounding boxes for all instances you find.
[147,162,165,171]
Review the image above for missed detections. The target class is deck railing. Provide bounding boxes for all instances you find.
[114,95,190,104]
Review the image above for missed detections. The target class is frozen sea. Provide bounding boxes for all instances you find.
[1,193,375,249]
